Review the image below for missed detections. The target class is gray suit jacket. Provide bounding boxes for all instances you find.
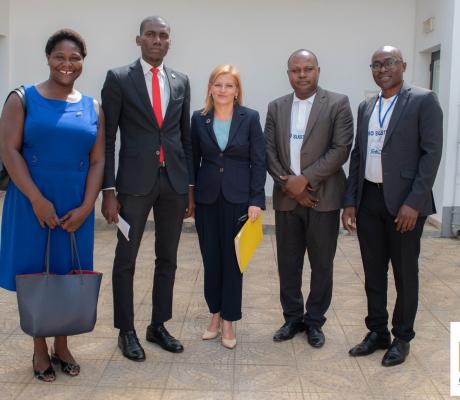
[343,82,443,216]
[265,87,354,212]
[101,59,193,196]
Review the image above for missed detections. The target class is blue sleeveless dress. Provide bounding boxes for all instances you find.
[0,85,98,291]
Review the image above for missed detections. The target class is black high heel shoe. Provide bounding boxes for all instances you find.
[33,354,56,382]
[50,352,80,377]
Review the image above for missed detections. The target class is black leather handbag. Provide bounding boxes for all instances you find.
[0,86,26,191]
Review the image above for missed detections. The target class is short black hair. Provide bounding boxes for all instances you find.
[139,16,170,35]
[45,29,87,58]
[287,49,319,67]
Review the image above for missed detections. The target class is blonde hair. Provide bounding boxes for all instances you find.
[202,64,244,115]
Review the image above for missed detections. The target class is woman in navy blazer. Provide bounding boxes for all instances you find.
[191,65,265,349]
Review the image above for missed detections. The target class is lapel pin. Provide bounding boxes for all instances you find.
[206,118,211,124]
[171,73,176,79]
[76,111,82,117]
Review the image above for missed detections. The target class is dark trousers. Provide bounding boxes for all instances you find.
[357,180,426,342]
[112,168,188,332]
[275,205,340,327]
[195,193,247,321]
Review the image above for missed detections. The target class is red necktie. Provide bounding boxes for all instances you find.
[151,67,165,164]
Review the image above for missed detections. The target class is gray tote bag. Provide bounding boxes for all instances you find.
[16,230,102,337]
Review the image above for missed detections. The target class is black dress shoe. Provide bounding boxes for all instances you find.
[382,338,410,367]
[273,321,305,342]
[146,324,184,353]
[349,331,391,357]
[306,326,325,348]
[118,331,146,362]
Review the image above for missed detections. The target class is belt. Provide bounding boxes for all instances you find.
[365,179,383,189]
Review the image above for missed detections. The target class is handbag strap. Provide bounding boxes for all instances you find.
[70,232,83,273]
[43,230,83,274]
[5,85,26,112]
[1,86,26,179]
[44,229,51,274]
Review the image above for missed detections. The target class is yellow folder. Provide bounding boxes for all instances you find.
[234,215,263,273]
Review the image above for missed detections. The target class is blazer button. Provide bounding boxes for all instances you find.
[219,167,224,173]
[219,153,223,157]
[155,150,160,155]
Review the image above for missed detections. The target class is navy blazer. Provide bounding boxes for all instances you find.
[191,105,266,208]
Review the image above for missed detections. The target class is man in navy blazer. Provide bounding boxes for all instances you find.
[343,46,443,367]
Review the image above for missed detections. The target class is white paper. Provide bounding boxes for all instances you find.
[116,215,130,241]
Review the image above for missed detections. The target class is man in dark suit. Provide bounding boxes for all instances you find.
[342,46,443,366]
[266,49,354,347]
[101,16,194,361]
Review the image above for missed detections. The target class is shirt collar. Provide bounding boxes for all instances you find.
[140,58,165,76]
[293,92,316,104]
[378,91,398,102]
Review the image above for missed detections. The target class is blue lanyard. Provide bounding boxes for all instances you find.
[378,93,399,129]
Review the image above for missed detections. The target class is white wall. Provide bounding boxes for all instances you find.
[5,0,417,194]
[0,0,10,102]
[414,0,460,233]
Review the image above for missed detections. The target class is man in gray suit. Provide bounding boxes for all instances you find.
[101,16,194,361]
[266,49,354,347]
[343,46,442,366]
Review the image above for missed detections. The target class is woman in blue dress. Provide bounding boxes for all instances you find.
[0,29,105,382]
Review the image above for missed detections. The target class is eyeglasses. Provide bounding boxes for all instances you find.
[370,59,403,71]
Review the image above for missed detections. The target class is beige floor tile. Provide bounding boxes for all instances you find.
[162,390,232,400]
[0,356,33,384]
[363,367,439,396]
[293,342,352,367]
[242,308,287,325]
[334,309,366,326]
[242,294,284,309]
[80,319,118,339]
[166,364,233,391]
[331,295,367,311]
[0,319,19,335]
[98,360,170,389]
[179,321,210,341]
[235,391,304,400]
[64,336,117,360]
[299,361,370,394]
[234,365,302,392]
[235,340,296,366]
[238,323,284,343]
[431,310,460,329]
[16,383,94,400]
[0,382,26,399]
[92,387,163,399]
[430,372,449,395]
[303,395,373,400]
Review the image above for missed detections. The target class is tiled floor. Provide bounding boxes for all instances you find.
[0,207,458,399]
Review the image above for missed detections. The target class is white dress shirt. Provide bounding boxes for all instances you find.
[289,93,316,175]
[365,93,399,183]
[140,58,170,118]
